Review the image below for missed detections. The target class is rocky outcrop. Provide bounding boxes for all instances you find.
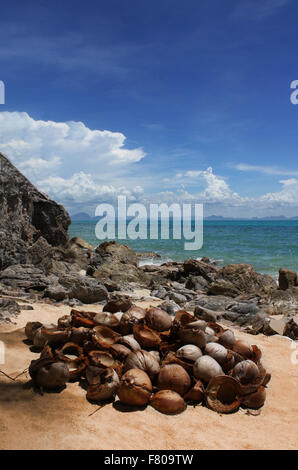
[216,263,276,294]
[278,268,297,290]
[0,153,70,270]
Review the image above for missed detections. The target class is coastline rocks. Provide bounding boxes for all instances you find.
[0,264,54,291]
[93,241,138,267]
[216,264,276,294]
[278,268,297,290]
[0,153,70,270]
[183,259,219,282]
[0,298,21,319]
[208,279,241,298]
[57,274,108,303]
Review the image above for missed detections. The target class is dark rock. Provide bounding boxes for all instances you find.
[278,268,297,290]
[216,263,276,294]
[167,291,187,305]
[208,279,241,297]
[194,305,224,322]
[185,275,209,291]
[0,298,21,317]
[69,237,95,251]
[157,300,181,316]
[0,153,70,270]
[58,274,108,303]
[44,285,68,302]
[0,264,54,291]
[151,286,168,299]
[183,259,219,282]
[93,241,138,267]
[228,303,259,315]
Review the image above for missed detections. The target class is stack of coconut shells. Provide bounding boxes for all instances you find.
[25,306,271,415]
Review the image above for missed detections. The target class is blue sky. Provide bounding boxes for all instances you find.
[0,0,297,217]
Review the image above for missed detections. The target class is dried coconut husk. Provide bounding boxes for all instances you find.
[40,345,54,360]
[119,307,146,335]
[241,386,266,409]
[71,309,96,328]
[161,350,193,373]
[233,339,253,359]
[157,364,191,396]
[124,350,160,379]
[93,312,120,329]
[88,350,122,376]
[178,326,206,349]
[235,361,271,395]
[29,356,70,390]
[117,369,152,406]
[70,327,91,345]
[251,344,262,363]
[150,390,186,415]
[173,310,195,327]
[55,342,86,381]
[145,307,172,332]
[25,321,43,341]
[92,326,120,350]
[218,329,235,349]
[87,367,120,402]
[116,335,141,352]
[207,322,224,335]
[184,380,205,403]
[133,324,161,350]
[110,343,132,361]
[176,344,202,363]
[41,327,70,345]
[206,375,242,414]
[57,315,72,329]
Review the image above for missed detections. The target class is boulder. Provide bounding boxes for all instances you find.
[0,153,70,270]
[216,264,276,294]
[278,268,297,291]
[93,241,138,267]
[208,279,241,297]
[0,298,21,317]
[183,259,219,282]
[194,305,224,322]
[69,237,95,251]
[58,274,108,303]
[185,275,209,291]
[0,264,54,291]
[157,300,181,316]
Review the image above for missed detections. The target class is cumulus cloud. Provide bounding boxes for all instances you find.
[0,112,145,178]
[261,178,298,204]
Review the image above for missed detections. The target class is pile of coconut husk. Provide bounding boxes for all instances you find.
[25,305,271,415]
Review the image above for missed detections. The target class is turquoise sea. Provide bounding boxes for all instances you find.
[69,220,298,278]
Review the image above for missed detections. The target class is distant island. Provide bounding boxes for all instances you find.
[70,212,298,222]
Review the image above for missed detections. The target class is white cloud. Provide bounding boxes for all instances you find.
[233,163,298,177]
[0,112,145,175]
[261,178,298,204]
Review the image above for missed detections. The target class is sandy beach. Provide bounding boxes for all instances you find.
[0,298,297,451]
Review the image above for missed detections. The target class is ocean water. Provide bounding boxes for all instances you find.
[68,220,298,278]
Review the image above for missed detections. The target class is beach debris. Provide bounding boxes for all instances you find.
[150,390,186,415]
[25,304,271,414]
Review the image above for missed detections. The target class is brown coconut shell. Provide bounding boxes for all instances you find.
[119,307,146,335]
[88,350,122,376]
[161,351,193,373]
[150,390,186,415]
[242,386,266,409]
[145,307,172,332]
[92,326,120,350]
[55,342,86,381]
[93,312,120,329]
[184,380,205,403]
[70,327,90,345]
[233,340,253,359]
[116,335,141,352]
[110,343,132,361]
[133,324,161,350]
[206,375,242,414]
[157,364,191,396]
[25,321,43,341]
[117,369,152,406]
[41,327,70,345]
